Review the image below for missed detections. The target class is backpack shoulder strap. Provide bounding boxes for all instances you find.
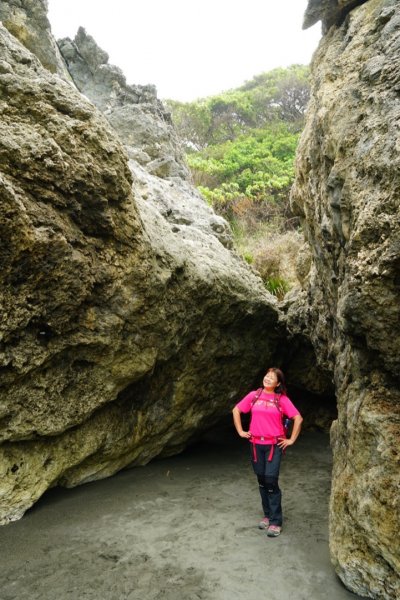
[251,388,263,408]
[273,393,283,414]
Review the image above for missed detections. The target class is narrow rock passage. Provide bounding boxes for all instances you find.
[0,431,364,600]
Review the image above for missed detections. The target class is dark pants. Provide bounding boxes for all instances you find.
[251,443,283,526]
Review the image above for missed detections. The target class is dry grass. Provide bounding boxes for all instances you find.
[232,218,303,298]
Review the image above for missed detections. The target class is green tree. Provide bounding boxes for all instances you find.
[166,65,309,299]
[166,64,310,150]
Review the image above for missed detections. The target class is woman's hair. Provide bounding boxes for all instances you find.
[268,367,287,395]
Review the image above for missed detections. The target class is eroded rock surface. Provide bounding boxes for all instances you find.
[0,20,282,525]
[0,0,71,81]
[303,0,370,31]
[56,28,234,250]
[57,28,190,180]
[289,0,400,597]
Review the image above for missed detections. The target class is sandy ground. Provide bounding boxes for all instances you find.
[0,430,365,600]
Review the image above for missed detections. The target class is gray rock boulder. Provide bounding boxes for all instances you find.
[58,28,190,180]
[303,0,369,32]
[0,22,281,524]
[0,0,71,82]
[290,1,400,597]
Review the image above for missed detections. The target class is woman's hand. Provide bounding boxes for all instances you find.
[277,437,294,450]
[239,430,252,439]
[278,415,303,449]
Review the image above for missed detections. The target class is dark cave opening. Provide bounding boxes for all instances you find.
[193,386,337,450]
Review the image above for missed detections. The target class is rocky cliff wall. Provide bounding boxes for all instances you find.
[0,14,284,524]
[58,27,190,180]
[289,0,400,597]
[0,0,71,81]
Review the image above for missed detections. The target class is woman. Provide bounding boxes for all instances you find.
[232,367,303,537]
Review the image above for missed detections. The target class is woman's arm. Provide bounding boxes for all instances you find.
[277,414,303,449]
[232,406,251,439]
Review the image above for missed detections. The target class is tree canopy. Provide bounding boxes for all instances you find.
[166,64,311,297]
[166,64,310,150]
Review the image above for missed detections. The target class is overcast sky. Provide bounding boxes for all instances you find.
[47,0,321,102]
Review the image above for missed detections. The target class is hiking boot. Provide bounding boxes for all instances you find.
[267,525,281,537]
[258,517,270,529]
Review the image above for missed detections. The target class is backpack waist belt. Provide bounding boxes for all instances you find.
[250,436,278,462]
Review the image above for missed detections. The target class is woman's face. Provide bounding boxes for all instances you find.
[263,370,279,390]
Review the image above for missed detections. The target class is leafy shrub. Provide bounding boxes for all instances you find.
[187,123,299,214]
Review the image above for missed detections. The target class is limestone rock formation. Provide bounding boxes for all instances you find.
[56,28,234,251]
[0,20,281,525]
[289,0,400,597]
[57,28,190,180]
[0,0,71,82]
[303,0,369,32]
